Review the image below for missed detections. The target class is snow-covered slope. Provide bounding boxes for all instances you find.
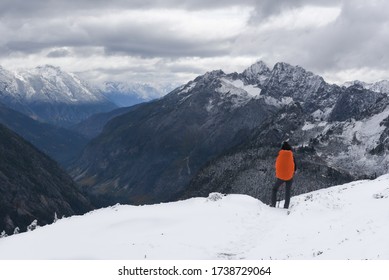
[1,175,388,260]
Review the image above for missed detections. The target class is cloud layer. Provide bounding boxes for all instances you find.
[1,0,388,85]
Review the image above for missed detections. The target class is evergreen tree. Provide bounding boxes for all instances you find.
[27,220,38,232]
[13,227,20,235]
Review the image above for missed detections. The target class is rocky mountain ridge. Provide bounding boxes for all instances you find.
[70,60,389,206]
[183,64,389,201]
[343,80,389,94]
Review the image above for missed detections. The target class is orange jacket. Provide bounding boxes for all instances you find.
[275,150,295,181]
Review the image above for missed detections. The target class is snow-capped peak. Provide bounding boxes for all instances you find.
[1,65,107,103]
[267,62,324,95]
[17,65,67,82]
[0,65,14,83]
[195,69,225,84]
[33,64,62,73]
[371,80,389,93]
[272,62,312,77]
[344,80,389,94]
[242,60,271,85]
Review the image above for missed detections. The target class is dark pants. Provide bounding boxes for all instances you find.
[271,178,293,209]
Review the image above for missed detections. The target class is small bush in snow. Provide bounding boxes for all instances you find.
[54,212,58,223]
[13,227,20,235]
[373,193,387,199]
[0,230,7,238]
[27,220,38,232]
[207,193,225,202]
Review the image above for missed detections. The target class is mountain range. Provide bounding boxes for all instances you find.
[1,60,389,234]
[343,80,389,94]
[101,81,179,107]
[183,64,389,202]
[0,65,116,127]
[71,60,389,207]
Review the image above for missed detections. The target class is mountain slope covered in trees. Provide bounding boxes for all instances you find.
[0,124,92,234]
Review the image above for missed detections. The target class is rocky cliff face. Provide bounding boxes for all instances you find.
[72,61,389,206]
[0,124,92,234]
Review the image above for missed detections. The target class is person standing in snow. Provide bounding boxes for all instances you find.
[270,141,296,209]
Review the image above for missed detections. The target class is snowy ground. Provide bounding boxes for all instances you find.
[0,175,388,260]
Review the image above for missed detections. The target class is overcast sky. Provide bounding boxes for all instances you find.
[1,0,388,86]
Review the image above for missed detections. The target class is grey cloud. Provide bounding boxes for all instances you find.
[236,0,389,82]
[1,0,388,85]
[47,48,71,58]
[298,0,389,72]
[76,63,195,85]
[78,59,203,76]
[0,0,255,18]
[5,41,48,54]
[156,62,205,75]
[2,10,235,59]
[0,0,250,59]
[1,15,95,55]
[249,0,341,22]
[103,39,232,59]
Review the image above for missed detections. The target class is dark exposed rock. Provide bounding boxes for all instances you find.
[329,85,385,122]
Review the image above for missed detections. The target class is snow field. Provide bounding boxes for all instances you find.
[0,175,388,260]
